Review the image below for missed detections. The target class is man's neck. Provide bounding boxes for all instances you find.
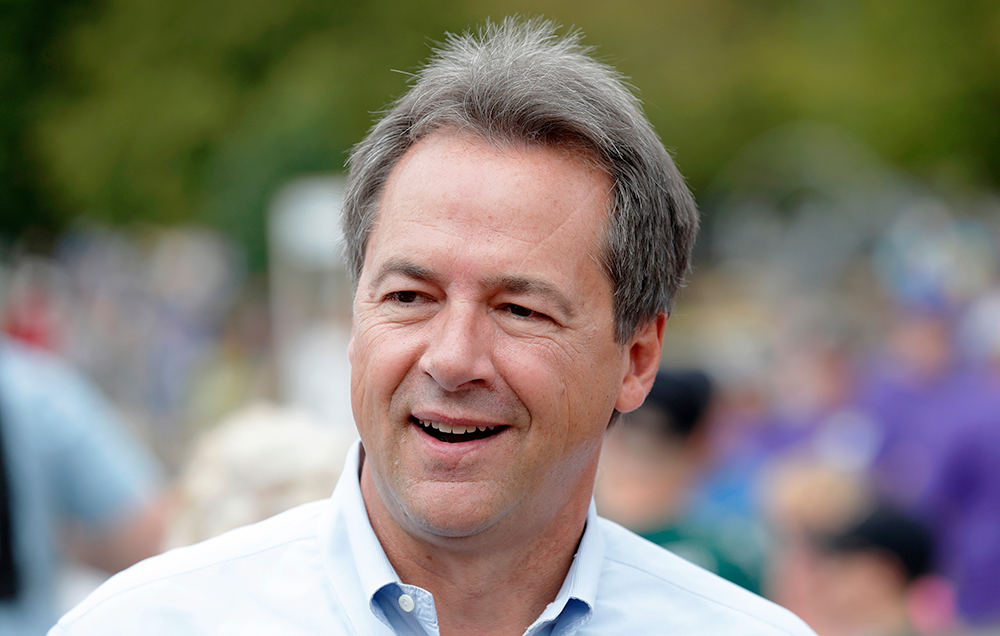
[382,524,581,636]
[359,459,590,636]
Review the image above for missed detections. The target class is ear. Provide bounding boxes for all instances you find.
[615,313,666,413]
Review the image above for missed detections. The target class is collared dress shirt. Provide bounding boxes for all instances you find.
[50,441,815,635]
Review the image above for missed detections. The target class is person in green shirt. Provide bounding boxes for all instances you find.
[595,369,764,594]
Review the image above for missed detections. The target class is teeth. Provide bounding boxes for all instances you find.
[418,419,496,435]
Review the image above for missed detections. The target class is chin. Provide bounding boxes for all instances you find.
[401,483,510,540]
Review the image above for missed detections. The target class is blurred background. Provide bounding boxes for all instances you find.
[2,1,999,635]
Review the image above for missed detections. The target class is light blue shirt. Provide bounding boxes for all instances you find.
[50,441,815,635]
[0,340,159,636]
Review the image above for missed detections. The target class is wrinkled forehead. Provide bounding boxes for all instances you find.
[367,126,615,253]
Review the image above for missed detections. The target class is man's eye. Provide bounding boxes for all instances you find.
[388,291,420,303]
[504,304,541,319]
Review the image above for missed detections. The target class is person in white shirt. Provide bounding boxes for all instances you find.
[51,17,816,636]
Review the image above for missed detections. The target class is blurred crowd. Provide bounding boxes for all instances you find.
[595,126,1000,636]
[1,127,998,635]
[2,225,271,469]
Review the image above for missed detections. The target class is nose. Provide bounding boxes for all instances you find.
[418,302,497,392]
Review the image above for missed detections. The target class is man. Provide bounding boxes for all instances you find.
[51,18,816,635]
[0,337,165,636]
[770,503,940,636]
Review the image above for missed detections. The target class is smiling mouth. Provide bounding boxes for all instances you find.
[412,417,506,443]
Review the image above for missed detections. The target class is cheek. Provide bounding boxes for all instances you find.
[354,318,423,369]
[496,337,564,394]
[500,338,619,436]
[350,323,423,417]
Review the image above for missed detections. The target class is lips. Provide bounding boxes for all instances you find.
[412,417,507,443]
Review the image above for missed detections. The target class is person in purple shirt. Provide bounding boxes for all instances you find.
[859,307,1000,627]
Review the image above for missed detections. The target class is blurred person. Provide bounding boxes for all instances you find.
[693,300,882,527]
[50,18,815,636]
[769,502,949,636]
[52,227,155,434]
[909,402,1000,630]
[863,206,997,503]
[52,226,247,471]
[2,257,73,353]
[0,337,165,635]
[595,369,764,593]
[856,302,1000,627]
[760,457,872,627]
[165,402,355,548]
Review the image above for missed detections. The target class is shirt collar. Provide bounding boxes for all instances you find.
[321,440,402,634]
[525,501,603,634]
[321,440,604,635]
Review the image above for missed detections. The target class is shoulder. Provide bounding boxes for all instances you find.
[0,339,80,397]
[0,338,116,431]
[0,340,161,519]
[52,500,330,634]
[592,518,816,636]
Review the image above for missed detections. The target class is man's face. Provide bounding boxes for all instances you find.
[350,130,656,545]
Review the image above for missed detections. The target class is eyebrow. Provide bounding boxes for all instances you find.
[370,258,439,289]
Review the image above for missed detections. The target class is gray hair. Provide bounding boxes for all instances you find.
[342,17,699,343]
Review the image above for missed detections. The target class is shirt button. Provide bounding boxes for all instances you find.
[398,594,415,613]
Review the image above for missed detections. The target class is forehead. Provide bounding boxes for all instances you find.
[370,130,613,260]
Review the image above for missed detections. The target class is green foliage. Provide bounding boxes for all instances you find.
[5,0,1000,265]
[24,0,473,266]
[0,0,94,242]
[474,0,1000,196]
